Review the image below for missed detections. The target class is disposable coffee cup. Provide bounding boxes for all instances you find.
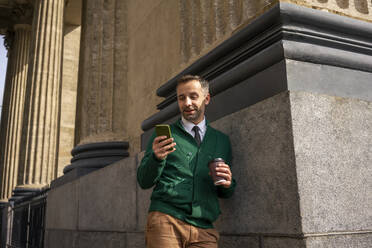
[208,158,226,185]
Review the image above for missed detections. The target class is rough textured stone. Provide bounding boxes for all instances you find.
[284,0,372,22]
[44,229,78,248]
[286,60,372,103]
[18,0,64,186]
[58,24,80,177]
[0,24,31,199]
[263,236,306,248]
[45,181,78,230]
[126,0,181,155]
[211,91,302,235]
[219,235,259,248]
[306,233,372,248]
[77,231,126,248]
[78,158,137,231]
[290,91,372,233]
[126,232,146,248]
[136,151,153,231]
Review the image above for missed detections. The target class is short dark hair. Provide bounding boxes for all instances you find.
[176,75,209,94]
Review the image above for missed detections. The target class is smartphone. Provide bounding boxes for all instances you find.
[155,124,172,140]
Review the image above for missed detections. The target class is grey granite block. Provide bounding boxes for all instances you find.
[262,236,306,248]
[306,233,372,248]
[78,157,137,231]
[219,235,259,248]
[286,60,372,102]
[136,151,153,231]
[211,91,302,235]
[290,91,372,233]
[44,229,78,248]
[77,231,126,248]
[45,181,78,230]
[126,232,146,248]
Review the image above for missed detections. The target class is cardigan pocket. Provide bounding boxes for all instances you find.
[152,180,192,204]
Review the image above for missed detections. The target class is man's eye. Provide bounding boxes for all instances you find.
[190,94,198,100]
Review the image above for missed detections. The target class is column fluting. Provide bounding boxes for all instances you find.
[18,0,64,189]
[0,25,32,199]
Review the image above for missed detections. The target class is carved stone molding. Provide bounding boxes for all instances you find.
[141,2,372,149]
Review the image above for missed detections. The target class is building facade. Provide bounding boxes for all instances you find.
[0,0,371,247]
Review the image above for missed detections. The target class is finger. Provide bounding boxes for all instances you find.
[216,163,230,168]
[158,137,174,147]
[216,172,231,181]
[215,167,231,175]
[218,180,232,188]
[154,136,167,143]
[160,142,176,152]
[163,147,176,156]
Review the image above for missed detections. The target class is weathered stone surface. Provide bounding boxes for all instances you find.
[45,181,78,230]
[126,232,146,248]
[306,233,372,248]
[0,24,31,199]
[126,0,181,155]
[78,158,137,231]
[58,24,80,177]
[219,235,259,248]
[285,0,372,22]
[290,91,372,233]
[18,0,64,186]
[77,231,126,248]
[262,236,306,248]
[44,229,78,248]
[136,151,153,231]
[286,60,372,103]
[211,91,302,235]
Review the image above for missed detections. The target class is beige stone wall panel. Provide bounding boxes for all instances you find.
[126,0,181,154]
[19,0,64,187]
[58,25,80,177]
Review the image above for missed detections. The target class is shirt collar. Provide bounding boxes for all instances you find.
[181,116,207,134]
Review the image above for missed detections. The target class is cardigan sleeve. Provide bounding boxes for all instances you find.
[136,132,167,189]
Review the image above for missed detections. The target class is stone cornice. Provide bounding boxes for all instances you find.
[141,2,372,132]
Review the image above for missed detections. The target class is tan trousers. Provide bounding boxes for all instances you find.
[145,211,219,248]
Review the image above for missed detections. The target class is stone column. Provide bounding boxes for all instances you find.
[17,0,64,191]
[0,25,32,200]
[55,0,129,186]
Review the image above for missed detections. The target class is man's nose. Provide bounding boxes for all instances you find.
[185,97,192,105]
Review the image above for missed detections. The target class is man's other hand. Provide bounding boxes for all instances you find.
[152,136,176,160]
[215,163,233,188]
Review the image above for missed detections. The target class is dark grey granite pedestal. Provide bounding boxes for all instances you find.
[51,141,129,188]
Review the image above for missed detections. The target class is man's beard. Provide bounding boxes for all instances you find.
[182,105,203,122]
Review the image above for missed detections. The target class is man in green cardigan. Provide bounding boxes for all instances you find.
[137,75,236,248]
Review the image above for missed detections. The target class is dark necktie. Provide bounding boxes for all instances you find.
[192,126,201,146]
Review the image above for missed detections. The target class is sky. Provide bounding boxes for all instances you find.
[0,35,8,120]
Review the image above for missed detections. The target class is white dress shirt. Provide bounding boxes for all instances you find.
[181,116,207,142]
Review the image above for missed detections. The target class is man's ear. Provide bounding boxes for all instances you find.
[205,93,211,105]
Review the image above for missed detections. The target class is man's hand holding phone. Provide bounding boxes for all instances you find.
[152,136,176,160]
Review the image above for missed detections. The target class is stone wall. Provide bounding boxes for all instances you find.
[58,25,80,177]
[44,90,372,247]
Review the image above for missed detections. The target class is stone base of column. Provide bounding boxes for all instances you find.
[9,185,48,204]
[51,141,129,188]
